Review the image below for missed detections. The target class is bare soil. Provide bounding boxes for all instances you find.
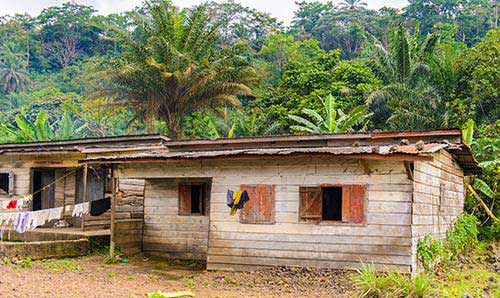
[0,254,352,298]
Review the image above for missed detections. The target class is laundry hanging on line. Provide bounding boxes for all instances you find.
[227,189,250,215]
[0,195,33,211]
[0,206,64,235]
[90,197,111,216]
[72,202,90,218]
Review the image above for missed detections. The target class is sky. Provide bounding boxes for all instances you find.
[0,0,408,24]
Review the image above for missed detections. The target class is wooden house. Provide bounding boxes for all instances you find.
[81,129,480,273]
[0,135,169,229]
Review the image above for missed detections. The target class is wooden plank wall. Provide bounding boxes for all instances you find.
[82,178,145,230]
[115,218,143,255]
[142,178,210,260]
[119,157,414,272]
[411,150,465,270]
[0,155,145,230]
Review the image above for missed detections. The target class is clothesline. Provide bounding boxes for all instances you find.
[0,166,84,211]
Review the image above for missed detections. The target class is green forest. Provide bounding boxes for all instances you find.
[1,0,500,236]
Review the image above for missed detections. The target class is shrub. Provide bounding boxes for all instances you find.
[417,235,444,271]
[417,214,479,270]
[444,214,478,259]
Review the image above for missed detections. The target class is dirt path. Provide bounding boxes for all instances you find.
[0,254,352,298]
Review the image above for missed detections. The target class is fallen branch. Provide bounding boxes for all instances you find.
[467,184,499,223]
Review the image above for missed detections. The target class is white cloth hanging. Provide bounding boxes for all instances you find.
[48,207,63,222]
[72,202,89,218]
[0,201,8,209]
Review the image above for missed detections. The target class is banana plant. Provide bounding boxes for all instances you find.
[0,110,87,143]
[289,94,371,134]
[462,119,499,222]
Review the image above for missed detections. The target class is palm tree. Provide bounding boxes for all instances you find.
[0,44,30,94]
[96,0,258,138]
[367,22,445,130]
[340,0,368,9]
[288,94,370,134]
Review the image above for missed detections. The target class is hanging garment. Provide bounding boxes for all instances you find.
[72,202,90,218]
[226,190,234,208]
[1,201,8,209]
[13,212,30,234]
[236,190,250,209]
[48,207,63,222]
[1,212,13,241]
[15,199,25,210]
[7,200,17,209]
[229,190,243,216]
[90,198,110,216]
[36,209,50,228]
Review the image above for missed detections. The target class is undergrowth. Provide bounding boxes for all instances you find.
[351,263,432,298]
[417,214,478,270]
[352,214,485,298]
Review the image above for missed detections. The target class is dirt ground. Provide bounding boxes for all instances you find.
[0,254,353,298]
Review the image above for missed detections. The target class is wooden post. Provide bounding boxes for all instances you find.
[81,164,88,230]
[110,165,117,259]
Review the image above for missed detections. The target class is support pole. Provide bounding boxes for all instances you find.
[109,165,117,259]
[81,164,88,230]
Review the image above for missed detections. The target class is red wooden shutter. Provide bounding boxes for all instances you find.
[299,187,322,222]
[240,184,275,224]
[178,183,191,215]
[342,185,366,223]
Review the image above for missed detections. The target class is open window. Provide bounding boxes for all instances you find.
[0,171,14,195]
[178,183,205,215]
[299,185,365,224]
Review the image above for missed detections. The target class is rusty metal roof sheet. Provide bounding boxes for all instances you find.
[80,143,444,161]
[0,134,169,150]
[80,141,481,175]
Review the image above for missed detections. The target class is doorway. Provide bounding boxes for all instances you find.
[31,169,55,211]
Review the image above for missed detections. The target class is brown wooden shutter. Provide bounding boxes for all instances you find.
[240,184,275,224]
[342,185,366,223]
[178,183,191,215]
[299,187,322,222]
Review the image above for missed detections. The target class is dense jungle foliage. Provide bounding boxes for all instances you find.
[1,0,500,236]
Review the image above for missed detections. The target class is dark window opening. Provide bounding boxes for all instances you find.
[179,183,205,216]
[0,173,9,194]
[190,185,203,214]
[322,187,343,221]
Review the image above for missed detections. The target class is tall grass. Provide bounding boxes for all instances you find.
[351,263,433,298]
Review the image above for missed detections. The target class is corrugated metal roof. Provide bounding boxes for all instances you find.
[80,142,481,175]
[81,143,445,161]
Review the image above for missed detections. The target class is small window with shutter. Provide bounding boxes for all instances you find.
[178,183,205,216]
[0,171,14,195]
[240,184,275,224]
[299,185,365,224]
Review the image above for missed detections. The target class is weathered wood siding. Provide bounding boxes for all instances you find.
[141,178,210,260]
[115,218,143,255]
[0,156,144,230]
[411,150,465,270]
[82,178,145,230]
[118,157,414,272]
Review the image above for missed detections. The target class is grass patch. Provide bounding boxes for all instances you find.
[183,277,196,287]
[13,258,33,269]
[351,263,433,297]
[43,259,82,271]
